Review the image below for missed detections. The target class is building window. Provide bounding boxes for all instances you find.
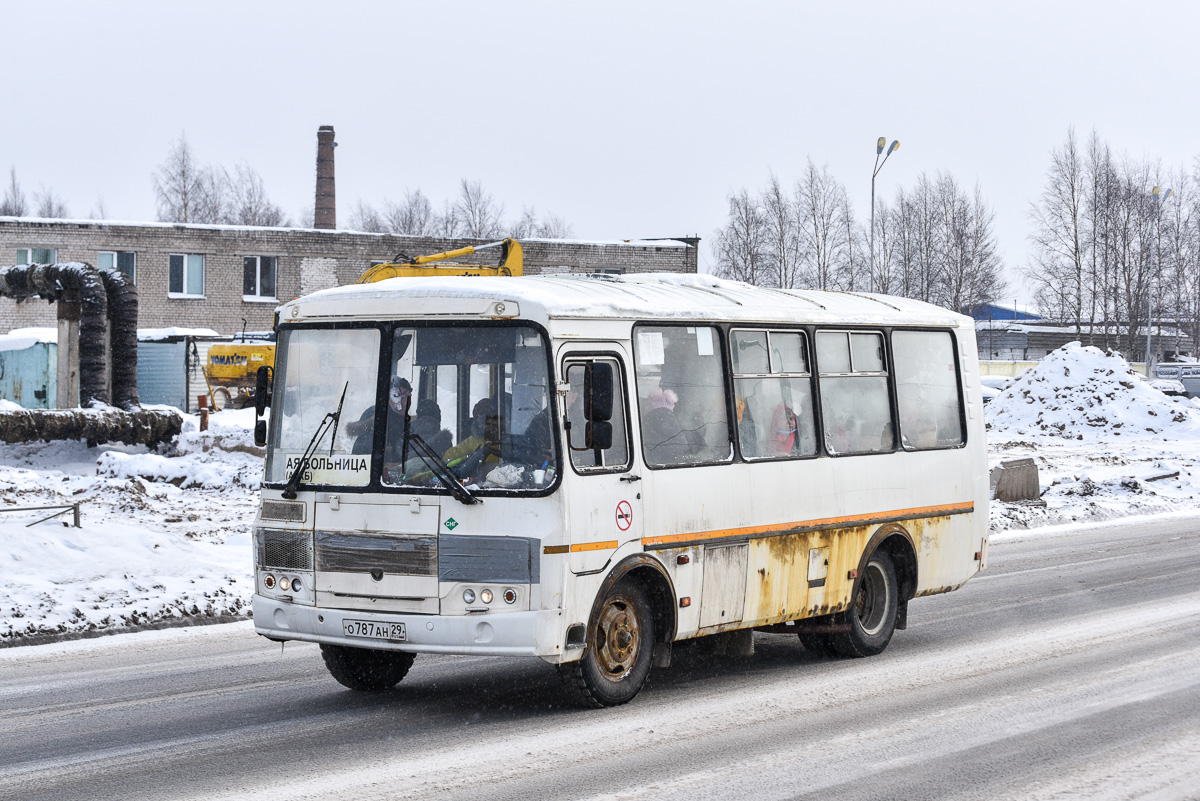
[168,254,205,297]
[97,251,136,283]
[243,256,277,300]
[16,247,57,265]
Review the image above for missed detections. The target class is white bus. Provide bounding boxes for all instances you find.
[252,274,989,707]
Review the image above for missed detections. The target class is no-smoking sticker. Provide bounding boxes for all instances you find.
[615,500,633,531]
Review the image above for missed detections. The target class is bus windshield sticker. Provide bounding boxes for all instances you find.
[282,453,371,485]
[638,332,664,365]
[696,327,714,357]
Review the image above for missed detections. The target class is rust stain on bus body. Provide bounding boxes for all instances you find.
[650,509,977,639]
[735,511,973,630]
[740,525,870,627]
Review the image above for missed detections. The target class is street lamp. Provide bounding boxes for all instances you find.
[870,137,900,293]
[1146,185,1173,375]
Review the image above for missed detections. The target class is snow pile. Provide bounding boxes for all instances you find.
[986,342,1200,530]
[987,342,1200,441]
[96,408,264,488]
[0,409,258,645]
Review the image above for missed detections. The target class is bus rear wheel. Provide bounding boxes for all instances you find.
[559,577,654,708]
[320,644,415,691]
[831,550,899,658]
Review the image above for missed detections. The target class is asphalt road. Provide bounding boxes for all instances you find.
[2,513,1199,801]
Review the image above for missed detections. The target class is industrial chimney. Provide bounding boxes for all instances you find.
[315,126,336,229]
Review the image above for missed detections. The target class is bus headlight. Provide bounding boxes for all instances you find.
[503,588,517,604]
[263,574,276,589]
[279,577,290,591]
[480,589,493,604]
[463,588,476,604]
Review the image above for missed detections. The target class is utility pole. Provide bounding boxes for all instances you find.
[870,137,900,293]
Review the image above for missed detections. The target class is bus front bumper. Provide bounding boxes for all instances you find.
[252,594,563,658]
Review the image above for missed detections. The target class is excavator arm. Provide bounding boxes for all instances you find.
[357,238,523,283]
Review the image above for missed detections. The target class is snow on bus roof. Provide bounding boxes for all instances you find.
[283,273,969,326]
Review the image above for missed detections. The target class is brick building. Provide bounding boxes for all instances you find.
[0,218,699,334]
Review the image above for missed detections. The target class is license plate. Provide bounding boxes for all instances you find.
[342,619,406,641]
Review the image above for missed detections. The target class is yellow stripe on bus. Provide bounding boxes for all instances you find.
[640,501,975,548]
[543,540,620,555]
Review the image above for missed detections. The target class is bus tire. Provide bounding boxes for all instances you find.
[558,577,654,708]
[831,550,899,658]
[320,644,415,691]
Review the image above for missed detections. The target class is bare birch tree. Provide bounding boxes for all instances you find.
[795,160,845,290]
[456,179,505,239]
[347,200,388,233]
[385,189,434,235]
[1,167,28,216]
[152,135,204,223]
[761,175,802,288]
[713,189,768,285]
[34,186,69,218]
[228,164,290,226]
[1027,128,1087,334]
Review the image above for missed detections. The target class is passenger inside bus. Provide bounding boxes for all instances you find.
[443,397,501,475]
[523,388,570,465]
[348,376,412,456]
[411,399,453,455]
[642,387,691,464]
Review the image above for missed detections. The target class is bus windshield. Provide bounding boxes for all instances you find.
[264,327,381,487]
[382,325,557,492]
[264,323,558,493]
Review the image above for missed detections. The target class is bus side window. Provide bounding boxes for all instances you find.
[816,330,895,455]
[633,325,732,467]
[730,329,817,460]
[565,359,630,472]
[893,330,964,449]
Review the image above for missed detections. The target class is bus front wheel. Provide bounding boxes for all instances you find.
[831,550,899,658]
[559,577,655,708]
[320,644,415,691]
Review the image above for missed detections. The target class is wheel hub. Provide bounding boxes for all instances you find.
[594,595,640,678]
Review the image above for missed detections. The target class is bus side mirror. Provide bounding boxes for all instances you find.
[586,420,613,451]
[584,362,613,422]
[255,366,273,416]
[254,419,268,447]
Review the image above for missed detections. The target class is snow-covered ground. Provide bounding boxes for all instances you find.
[0,409,261,644]
[986,342,1200,530]
[3,341,1200,646]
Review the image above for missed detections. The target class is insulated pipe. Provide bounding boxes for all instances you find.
[0,262,112,407]
[99,268,141,410]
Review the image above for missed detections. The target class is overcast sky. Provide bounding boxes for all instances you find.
[6,1,1200,306]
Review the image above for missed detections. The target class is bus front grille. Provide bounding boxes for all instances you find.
[315,532,437,576]
[255,528,313,571]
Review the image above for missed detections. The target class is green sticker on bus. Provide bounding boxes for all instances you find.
[445,518,458,530]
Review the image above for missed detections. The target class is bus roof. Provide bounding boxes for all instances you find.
[281,273,971,328]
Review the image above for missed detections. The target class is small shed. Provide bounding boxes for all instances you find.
[0,328,59,408]
[137,328,229,413]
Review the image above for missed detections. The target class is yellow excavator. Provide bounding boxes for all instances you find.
[203,239,523,410]
[357,238,523,283]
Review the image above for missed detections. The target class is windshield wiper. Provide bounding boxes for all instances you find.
[404,431,481,505]
[281,382,348,500]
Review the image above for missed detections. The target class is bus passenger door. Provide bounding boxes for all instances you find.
[561,352,641,574]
